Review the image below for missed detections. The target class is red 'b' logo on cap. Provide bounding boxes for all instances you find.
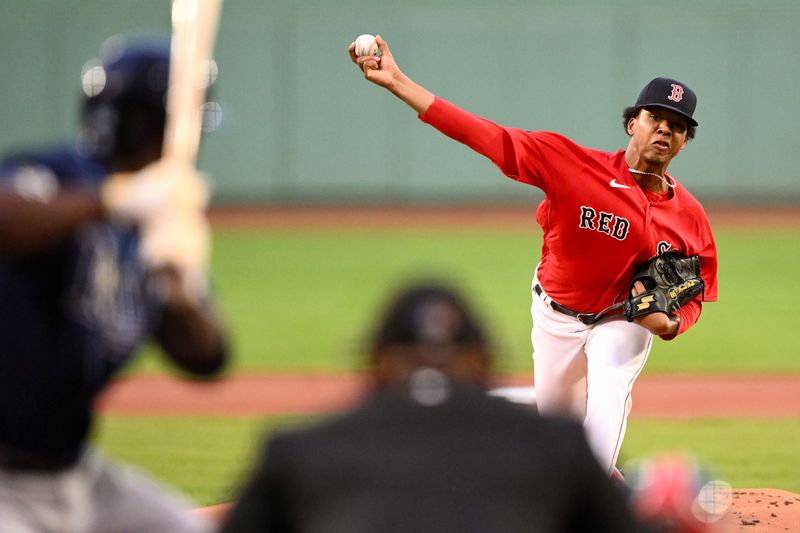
[667,84,684,103]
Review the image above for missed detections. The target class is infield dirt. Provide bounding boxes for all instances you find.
[99,373,800,418]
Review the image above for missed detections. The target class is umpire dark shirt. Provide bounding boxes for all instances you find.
[221,380,641,533]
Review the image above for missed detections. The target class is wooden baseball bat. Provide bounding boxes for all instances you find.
[162,0,224,167]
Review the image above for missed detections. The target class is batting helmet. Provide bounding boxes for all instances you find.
[78,36,171,170]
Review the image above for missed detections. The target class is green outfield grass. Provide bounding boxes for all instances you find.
[94,414,315,506]
[94,414,800,507]
[620,418,800,492]
[131,226,799,375]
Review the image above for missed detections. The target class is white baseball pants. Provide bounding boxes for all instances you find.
[530,278,653,474]
[0,449,211,533]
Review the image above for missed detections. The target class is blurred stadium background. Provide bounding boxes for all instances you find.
[2,0,798,509]
[3,0,800,204]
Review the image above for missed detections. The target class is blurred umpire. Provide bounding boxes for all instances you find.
[221,282,641,533]
[0,36,228,532]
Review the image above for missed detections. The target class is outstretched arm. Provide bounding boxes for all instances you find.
[0,190,104,257]
[348,36,533,186]
[348,35,435,116]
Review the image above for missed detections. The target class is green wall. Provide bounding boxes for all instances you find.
[1,0,798,204]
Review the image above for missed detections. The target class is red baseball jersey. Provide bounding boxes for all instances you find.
[421,97,718,335]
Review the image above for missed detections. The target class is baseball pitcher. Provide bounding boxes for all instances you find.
[348,36,718,478]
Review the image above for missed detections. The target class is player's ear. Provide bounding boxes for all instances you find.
[626,117,637,136]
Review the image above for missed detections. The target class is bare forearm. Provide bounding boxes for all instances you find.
[639,312,680,338]
[0,191,104,257]
[646,300,702,340]
[157,302,228,376]
[386,72,435,116]
[152,267,228,376]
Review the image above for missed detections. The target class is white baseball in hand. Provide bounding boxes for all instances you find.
[354,34,381,57]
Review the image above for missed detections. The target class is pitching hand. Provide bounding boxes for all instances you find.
[347,35,435,116]
[630,280,679,337]
[348,35,400,89]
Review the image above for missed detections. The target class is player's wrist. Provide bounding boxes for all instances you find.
[391,75,435,116]
[671,315,681,335]
[656,315,680,339]
[386,70,408,95]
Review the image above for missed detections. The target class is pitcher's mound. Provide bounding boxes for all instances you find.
[194,489,799,530]
[720,489,800,531]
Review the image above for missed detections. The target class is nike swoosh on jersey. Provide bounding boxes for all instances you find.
[609,179,631,189]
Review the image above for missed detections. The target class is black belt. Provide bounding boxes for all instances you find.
[533,284,621,325]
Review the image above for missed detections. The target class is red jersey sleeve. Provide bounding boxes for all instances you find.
[697,216,718,304]
[420,97,584,199]
[660,210,716,340]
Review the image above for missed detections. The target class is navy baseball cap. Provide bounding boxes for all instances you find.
[634,77,698,127]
